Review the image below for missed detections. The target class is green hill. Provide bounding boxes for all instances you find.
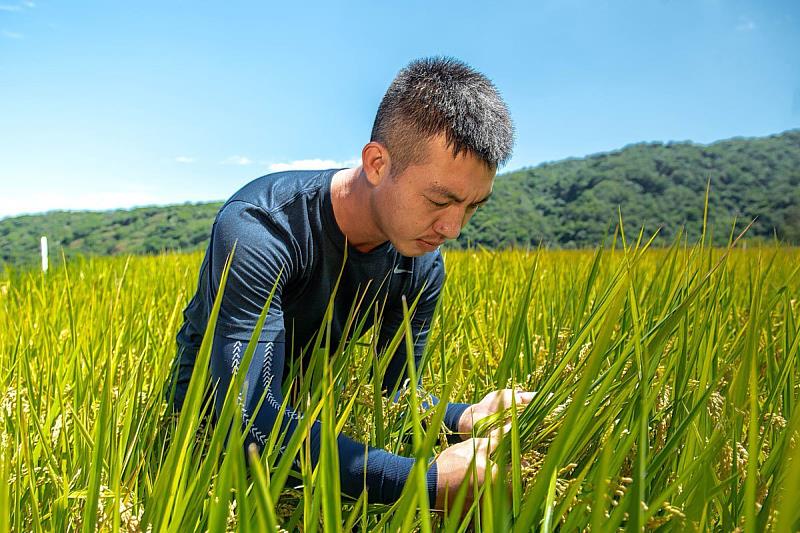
[2,129,799,267]
[0,203,223,267]
[457,129,800,249]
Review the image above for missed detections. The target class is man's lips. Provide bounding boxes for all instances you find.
[419,238,445,247]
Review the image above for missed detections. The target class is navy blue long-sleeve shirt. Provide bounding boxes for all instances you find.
[170,168,470,507]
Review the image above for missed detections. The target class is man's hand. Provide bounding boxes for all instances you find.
[428,389,535,514]
[456,388,536,439]
[432,435,501,512]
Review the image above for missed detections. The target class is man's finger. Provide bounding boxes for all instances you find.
[489,461,500,482]
[472,435,499,458]
[488,420,513,441]
[517,391,536,404]
[486,429,506,453]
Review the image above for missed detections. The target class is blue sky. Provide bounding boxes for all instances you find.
[1,0,798,218]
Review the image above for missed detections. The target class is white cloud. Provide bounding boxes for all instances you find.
[1,29,23,39]
[223,155,253,166]
[175,156,195,164]
[266,157,360,172]
[22,1,35,7]
[736,17,756,31]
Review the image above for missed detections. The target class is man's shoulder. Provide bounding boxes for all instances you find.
[210,169,339,257]
[223,169,334,215]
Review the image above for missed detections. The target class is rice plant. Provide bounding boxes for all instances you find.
[0,230,798,531]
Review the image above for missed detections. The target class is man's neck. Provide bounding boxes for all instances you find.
[330,167,388,253]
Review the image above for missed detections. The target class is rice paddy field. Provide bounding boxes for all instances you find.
[1,235,799,531]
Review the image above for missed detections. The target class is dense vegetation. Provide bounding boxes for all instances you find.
[1,241,799,530]
[459,129,800,249]
[0,202,223,267]
[2,129,798,267]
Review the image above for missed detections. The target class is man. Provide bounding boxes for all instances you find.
[169,56,535,511]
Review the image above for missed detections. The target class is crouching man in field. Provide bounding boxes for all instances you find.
[167,56,535,512]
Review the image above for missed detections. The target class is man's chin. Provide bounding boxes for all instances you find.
[394,239,439,258]
[395,247,425,258]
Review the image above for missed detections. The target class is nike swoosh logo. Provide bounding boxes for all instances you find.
[393,265,412,275]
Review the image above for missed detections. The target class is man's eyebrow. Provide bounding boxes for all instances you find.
[428,184,492,205]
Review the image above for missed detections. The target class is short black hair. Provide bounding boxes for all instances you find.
[371,56,515,175]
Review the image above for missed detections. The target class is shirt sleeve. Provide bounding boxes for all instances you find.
[208,201,438,506]
[209,201,291,342]
[377,252,472,441]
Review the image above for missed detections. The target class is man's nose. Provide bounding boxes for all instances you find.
[433,207,465,240]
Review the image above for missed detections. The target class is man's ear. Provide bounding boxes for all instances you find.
[361,141,391,187]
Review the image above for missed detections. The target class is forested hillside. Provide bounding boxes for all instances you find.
[0,203,223,267]
[457,129,800,248]
[2,129,798,267]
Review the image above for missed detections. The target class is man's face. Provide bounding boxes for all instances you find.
[371,134,496,257]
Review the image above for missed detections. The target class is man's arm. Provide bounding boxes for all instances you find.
[211,334,432,504]
[377,252,472,443]
[208,201,438,506]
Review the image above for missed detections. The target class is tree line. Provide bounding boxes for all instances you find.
[2,129,798,268]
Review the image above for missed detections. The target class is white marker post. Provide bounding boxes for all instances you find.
[41,236,48,273]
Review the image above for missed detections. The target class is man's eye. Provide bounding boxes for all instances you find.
[428,198,448,208]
